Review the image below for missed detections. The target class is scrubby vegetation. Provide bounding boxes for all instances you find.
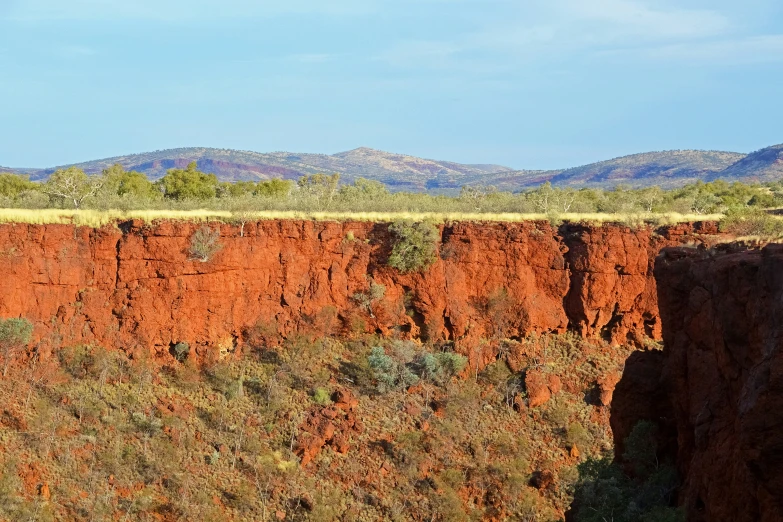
[572,421,683,522]
[387,220,440,273]
[0,315,677,521]
[2,165,783,226]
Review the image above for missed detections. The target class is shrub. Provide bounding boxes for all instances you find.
[719,206,783,237]
[172,342,190,362]
[352,280,386,318]
[415,351,468,385]
[387,220,439,273]
[312,387,332,406]
[0,317,33,376]
[367,346,419,393]
[189,226,222,262]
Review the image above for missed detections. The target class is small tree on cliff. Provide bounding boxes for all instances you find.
[0,318,33,377]
[189,226,223,262]
[387,220,439,274]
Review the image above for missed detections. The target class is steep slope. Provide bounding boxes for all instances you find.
[612,244,783,522]
[706,143,783,183]
[0,220,721,364]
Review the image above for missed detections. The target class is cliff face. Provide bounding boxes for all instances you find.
[629,245,783,522]
[0,220,717,365]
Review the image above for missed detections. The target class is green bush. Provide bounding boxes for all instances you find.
[0,317,33,376]
[415,351,468,385]
[312,387,332,405]
[367,346,419,393]
[387,220,439,273]
[719,206,783,237]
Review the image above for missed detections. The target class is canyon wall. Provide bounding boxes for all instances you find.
[652,245,783,522]
[0,220,717,365]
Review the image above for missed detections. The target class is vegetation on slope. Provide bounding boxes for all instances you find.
[0,322,680,521]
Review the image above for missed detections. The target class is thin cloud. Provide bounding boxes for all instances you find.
[606,35,783,64]
[377,0,777,70]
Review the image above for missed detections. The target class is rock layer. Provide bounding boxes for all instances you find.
[0,220,717,365]
[622,244,783,522]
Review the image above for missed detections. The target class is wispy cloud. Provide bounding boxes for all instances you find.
[606,35,783,64]
[377,0,782,69]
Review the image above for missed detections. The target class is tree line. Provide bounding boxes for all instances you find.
[1,161,782,215]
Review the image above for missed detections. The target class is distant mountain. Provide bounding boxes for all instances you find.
[705,143,783,183]
[477,150,747,191]
[19,147,513,192]
[6,143,783,192]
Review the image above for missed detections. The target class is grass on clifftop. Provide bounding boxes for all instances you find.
[0,209,724,228]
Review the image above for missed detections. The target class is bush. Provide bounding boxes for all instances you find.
[719,206,783,237]
[415,351,468,385]
[387,220,439,273]
[312,387,332,405]
[367,346,419,393]
[0,317,33,376]
[571,420,683,522]
[189,226,223,262]
[352,280,386,318]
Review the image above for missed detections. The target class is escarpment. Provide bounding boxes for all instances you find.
[0,220,718,365]
[613,244,783,522]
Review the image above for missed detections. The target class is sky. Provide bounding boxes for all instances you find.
[1,0,782,170]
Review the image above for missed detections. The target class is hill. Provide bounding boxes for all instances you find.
[480,150,747,190]
[22,147,513,192]
[8,143,783,191]
[706,143,783,183]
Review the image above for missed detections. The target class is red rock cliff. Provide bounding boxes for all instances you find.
[629,244,783,522]
[0,220,717,365]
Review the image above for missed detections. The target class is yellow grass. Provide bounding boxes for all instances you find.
[0,208,726,228]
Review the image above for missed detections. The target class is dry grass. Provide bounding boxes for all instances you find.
[0,208,724,227]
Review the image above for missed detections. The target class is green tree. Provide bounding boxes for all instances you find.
[156,161,219,200]
[0,174,39,199]
[387,220,439,273]
[218,181,257,198]
[44,167,104,209]
[339,178,389,202]
[0,318,33,377]
[102,164,160,199]
[255,178,294,198]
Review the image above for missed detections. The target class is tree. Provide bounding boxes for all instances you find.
[102,164,160,199]
[297,173,340,209]
[217,181,257,199]
[255,179,293,198]
[0,174,39,199]
[44,167,104,209]
[0,318,33,377]
[339,178,389,202]
[156,161,219,200]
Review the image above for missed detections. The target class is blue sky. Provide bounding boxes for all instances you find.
[1,0,782,169]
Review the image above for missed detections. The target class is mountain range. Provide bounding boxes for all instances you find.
[3,143,783,192]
